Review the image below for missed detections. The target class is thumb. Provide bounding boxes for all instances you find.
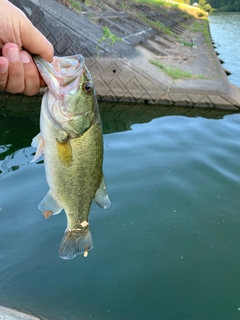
[21,22,54,62]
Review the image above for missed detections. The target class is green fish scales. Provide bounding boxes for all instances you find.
[32,54,111,260]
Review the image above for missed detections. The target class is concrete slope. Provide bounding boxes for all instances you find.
[7,0,240,109]
[0,306,42,320]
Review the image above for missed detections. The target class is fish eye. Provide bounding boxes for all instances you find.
[82,81,93,94]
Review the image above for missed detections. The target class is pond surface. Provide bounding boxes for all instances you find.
[209,12,240,87]
[1,101,240,320]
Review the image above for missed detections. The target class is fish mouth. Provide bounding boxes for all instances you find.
[33,54,86,90]
[34,54,85,76]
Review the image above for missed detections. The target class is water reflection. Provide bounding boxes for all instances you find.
[100,102,238,134]
[0,113,40,176]
[0,99,238,176]
[0,148,36,177]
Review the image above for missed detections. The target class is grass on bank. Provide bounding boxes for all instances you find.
[180,40,194,47]
[58,0,98,9]
[189,21,203,32]
[57,0,82,12]
[202,20,211,46]
[137,12,173,36]
[149,59,192,79]
[98,26,122,46]
[149,59,207,80]
[59,0,208,20]
[96,26,122,55]
[177,3,208,19]
[132,0,208,19]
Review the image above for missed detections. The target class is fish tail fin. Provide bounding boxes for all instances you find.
[59,227,93,260]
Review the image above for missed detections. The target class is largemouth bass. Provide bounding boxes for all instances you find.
[31,54,111,260]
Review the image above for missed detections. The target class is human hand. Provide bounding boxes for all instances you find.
[0,0,54,95]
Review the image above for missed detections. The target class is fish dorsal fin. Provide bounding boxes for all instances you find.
[94,175,111,209]
[38,190,63,218]
[31,133,44,162]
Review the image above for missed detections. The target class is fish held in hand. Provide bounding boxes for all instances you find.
[32,54,111,260]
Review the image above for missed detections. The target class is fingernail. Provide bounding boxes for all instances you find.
[0,63,8,73]
[6,47,19,62]
[21,51,31,64]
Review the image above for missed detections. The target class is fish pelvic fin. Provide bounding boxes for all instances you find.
[59,227,93,260]
[31,133,44,162]
[94,175,111,209]
[38,190,63,218]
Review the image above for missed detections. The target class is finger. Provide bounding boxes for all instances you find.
[5,1,54,62]
[2,43,25,93]
[20,51,41,96]
[39,76,47,88]
[0,57,9,89]
[21,21,54,62]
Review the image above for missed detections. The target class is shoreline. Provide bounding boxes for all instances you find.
[0,0,239,113]
[0,0,239,114]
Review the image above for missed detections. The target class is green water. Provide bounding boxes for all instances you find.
[1,101,240,320]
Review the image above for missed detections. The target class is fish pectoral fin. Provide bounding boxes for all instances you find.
[31,132,42,148]
[94,175,111,209]
[59,227,93,260]
[31,133,44,162]
[38,190,63,218]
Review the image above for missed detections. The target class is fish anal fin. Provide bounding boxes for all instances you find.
[59,227,93,260]
[56,140,73,166]
[38,190,62,217]
[43,210,54,219]
[94,175,111,209]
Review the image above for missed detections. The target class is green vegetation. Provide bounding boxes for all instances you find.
[120,1,131,11]
[149,59,193,79]
[132,0,180,9]
[135,0,240,13]
[207,0,240,12]
[98,26,122,46]
[198,0,212,12]
[137,13,173,36]
[202,20,211,46]
[132,0,208,18]
[149,59,208,80]
[96,26,122,55]
[180,40,194,47]
[58,0,81,11]
[190,22,203,32]
[120,1,126,9]
[133,0,166,4]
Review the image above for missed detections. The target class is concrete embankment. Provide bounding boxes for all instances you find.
[0,0,239,113]
[0,305,42,320]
